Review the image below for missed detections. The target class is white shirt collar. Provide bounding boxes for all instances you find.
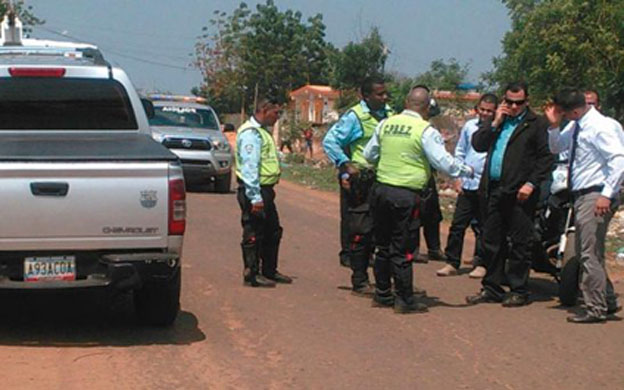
[577,105,598,128]
[402,109,423,120]
[250,115,263,129]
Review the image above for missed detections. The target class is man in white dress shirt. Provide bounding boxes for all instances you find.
[546,87,624,323]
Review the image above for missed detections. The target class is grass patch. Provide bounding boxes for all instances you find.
[280,154,338,192]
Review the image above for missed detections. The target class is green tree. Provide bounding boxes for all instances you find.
[385,59,470,112]
[328,27,388,91]
[413,58,470,90]
[194,1,333,113]
[487,0,624,120]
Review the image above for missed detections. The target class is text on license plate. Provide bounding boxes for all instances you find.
[24,256,76,282]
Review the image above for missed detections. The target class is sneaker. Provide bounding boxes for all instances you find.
[468,266,486,279]
[436,264,458,277]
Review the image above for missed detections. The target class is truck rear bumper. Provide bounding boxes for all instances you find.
[0,251,179,291]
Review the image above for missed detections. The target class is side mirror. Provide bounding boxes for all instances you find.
[223,123,235,132]
[141,98,155,120]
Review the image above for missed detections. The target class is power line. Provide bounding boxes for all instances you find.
[33,25,193,71]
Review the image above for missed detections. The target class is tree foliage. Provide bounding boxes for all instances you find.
[413,58,470,91]
[0,1,44,34]
[488,0,624,120]
[328,27,388,91]
[386,59,470,112]
[194,1,333,113]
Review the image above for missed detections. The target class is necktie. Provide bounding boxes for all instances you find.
[567,122,580,190]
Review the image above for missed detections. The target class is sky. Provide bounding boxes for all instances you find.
[25,0,511,95]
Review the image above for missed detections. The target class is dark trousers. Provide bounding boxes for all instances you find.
[481,185,536,299]
[416,177,441,253]
[339,185,350,265]
[371,184,421,304]
[344,173,376,289]
[237,185,283,278]
[444,189,484,269]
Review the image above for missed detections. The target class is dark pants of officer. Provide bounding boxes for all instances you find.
[371,183,421,305]
[339,184,351,266]
[237,184,283,278]
[444,189,485,269]
[415,177,441,254]
[344,172,375,289]
[481,183,537,299]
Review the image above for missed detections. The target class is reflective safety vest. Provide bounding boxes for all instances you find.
[348,103,394,168]
[235,119,281,186]
[376,113,431,191]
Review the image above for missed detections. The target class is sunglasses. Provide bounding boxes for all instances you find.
[504,98,527,106]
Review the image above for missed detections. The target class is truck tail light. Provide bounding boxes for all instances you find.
[168,178,186,235]
[9,67,66,77]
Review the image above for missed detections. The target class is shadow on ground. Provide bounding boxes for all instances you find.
[0,290,205,347]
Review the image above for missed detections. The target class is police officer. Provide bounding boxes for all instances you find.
[363,86,473,313]
[322,76,394,295]
[236,97,292,287]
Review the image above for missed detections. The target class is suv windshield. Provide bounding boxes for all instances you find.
[0,78,137,130]
[150,106,219,129]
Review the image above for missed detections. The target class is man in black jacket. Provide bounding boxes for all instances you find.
[466,82,553,307]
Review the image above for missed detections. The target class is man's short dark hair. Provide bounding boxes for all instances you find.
[504,81,529,96]
[360,75,385,96]
[585,88,600,104]
[255,96,280,112]
[553,88,586,111]
[479,93,498,107]
[411,84,430,93]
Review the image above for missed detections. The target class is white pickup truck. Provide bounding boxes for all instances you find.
[0,21,185,326]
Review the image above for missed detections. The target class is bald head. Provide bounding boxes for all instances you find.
[405,86,430,116]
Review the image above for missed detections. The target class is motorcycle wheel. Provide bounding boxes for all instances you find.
[559,232,580,306]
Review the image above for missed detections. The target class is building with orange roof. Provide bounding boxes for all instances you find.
[289,85,340,124]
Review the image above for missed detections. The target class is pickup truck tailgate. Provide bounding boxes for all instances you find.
[0,162,171,251]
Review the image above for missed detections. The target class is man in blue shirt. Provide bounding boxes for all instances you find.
[322,76,393,295]
[236,97,292,287]
[436,93,498,278]
[466,81,553,307]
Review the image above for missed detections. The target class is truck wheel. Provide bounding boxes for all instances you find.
[134,269,181,326]
[214,172,231,193]
[559,232,580,306]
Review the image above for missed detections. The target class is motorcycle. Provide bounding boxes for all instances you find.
[530,159,579,306]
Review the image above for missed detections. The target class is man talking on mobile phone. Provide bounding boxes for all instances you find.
[465,81,553,307]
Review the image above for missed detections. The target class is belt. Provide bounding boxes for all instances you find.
[570,185,603,199]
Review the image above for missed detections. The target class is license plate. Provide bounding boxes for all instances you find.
[24,256,76,282]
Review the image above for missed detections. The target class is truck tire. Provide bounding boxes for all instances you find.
[214,171,231,193]
[134,269,181,326]
[559,232,580,306]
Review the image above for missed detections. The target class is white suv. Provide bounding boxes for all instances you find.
[148,95,234,192]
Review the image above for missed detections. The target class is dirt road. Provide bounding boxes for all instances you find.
[0,181,622,389]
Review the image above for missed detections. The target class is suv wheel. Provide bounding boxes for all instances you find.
[214,171,232,193]
[134,268,181,326]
